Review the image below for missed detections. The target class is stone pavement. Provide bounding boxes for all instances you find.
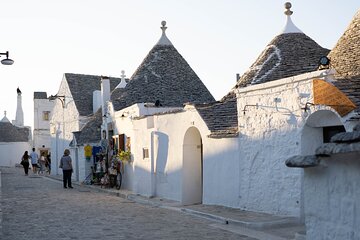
[1,167,305,240]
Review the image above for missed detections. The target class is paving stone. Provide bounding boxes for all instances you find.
[0,167,244,240]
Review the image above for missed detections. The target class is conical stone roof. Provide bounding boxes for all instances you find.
[328,9,360,79]
[328,9,360,114]
[236,3,329,88]
[112,21,215,111]
[72,109,102,146]
[0,122,30,142]
[64,73,121,116]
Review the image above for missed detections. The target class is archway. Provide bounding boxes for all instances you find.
[301,110,345,155]
[182,127,203,205]
[299,110,345,221]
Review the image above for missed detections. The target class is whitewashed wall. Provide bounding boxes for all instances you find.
[304,152,360,240]
[236,71,336,216]
[112,103,240,207]
[74,145,96,182]
[110,103,182,196]
[33,98,54,149]
[50,76,81,175]
[110,70,350,217]
[0,142,32,167]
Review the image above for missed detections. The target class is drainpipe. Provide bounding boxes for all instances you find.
[75,148,79,181]
[150,131,155,197]
[55,123,62,175]
[150,131,158,197]
[101,76,110,138]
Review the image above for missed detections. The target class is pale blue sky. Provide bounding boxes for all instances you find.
[0,0,359,128]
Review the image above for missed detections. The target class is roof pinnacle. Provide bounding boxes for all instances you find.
[156,20,173,46]
[281,2,302,34]
[121,70,126,79]
[284,2,293,16]
[161,21,167,34]
[116,70,127,89]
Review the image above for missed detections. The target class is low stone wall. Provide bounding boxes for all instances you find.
[303,152,360,239]
[0,170,2,237]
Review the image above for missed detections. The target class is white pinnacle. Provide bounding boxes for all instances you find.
[116,70,127,89]
[157,20,173,46]
[281,2,303,34]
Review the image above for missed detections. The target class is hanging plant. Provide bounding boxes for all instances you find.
[118,150,131,162]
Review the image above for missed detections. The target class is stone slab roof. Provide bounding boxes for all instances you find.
[72,109,102,146]
[65,73,121,116]
[328,10,360,115]
[235,33,329,88]
[34,92,47,99]
[0,122,30,142]
[328,10,360,79]
[286,123,360,168]
[195,91,238,138]
[332,76,360,113]
[110,78,130,101]
[112,44,215,111]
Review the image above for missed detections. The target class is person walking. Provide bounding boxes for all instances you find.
[59,149,73,189]
[39,152,47,175]
[29,148,39,174]
[46,152,51,174]
[20,151,30,175]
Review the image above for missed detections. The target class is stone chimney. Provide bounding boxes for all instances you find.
[15,87,24,126]
[101,76,110,118]
[92,90,101,113]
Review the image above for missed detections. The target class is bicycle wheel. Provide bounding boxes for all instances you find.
[116,172,122,190]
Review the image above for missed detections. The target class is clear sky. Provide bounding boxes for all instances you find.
[0,0,359,129]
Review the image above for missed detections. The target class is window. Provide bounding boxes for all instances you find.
[143,148,149,159]
[323,126,346,143]
[43,111,50,121]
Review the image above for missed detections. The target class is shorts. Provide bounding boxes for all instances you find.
[32,164,38,168]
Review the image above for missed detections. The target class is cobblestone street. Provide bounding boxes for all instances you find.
[0,167,255,240]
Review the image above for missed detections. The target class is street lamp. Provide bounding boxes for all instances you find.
[0,51,14,65]
[48,94,66,175]
[48,94,65,108]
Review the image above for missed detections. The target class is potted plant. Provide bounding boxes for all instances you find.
[118,150,131,163]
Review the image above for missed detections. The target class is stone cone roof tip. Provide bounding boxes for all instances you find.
[235,2,329,88]
[156,21,173,46]
[112,21,214,111]
[115,70,127,89]
[281,2,303,34]
[1,115,10,123]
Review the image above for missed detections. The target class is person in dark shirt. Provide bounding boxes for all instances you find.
[59,149,73,189]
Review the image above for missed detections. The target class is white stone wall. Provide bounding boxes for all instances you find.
[236,72,323,216]
[109,70,350,217]
[74,145,96,182]
[33,98,54,149]
[0,142,32,167]
[50,76,81,175]
[111,104,187,198]
[304,152,360,240]
[112,104,240,206]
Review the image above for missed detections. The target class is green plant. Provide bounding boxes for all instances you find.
[118,150,131,162]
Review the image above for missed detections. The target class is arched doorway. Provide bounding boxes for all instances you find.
[182,127,203,205]
[301,110,345,155]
